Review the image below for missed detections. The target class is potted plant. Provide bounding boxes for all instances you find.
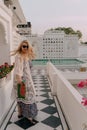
[0,62,14,87]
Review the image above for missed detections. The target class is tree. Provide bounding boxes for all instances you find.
[76,30,82,39]
[50,27,82,39]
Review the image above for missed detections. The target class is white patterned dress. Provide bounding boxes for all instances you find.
[13,54,37,118]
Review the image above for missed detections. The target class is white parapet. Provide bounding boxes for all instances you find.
[47,62,87,130]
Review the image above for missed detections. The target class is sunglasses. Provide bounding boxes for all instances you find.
[22,45,29,49]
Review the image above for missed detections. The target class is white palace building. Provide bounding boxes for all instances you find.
[0,1,87,130]
[18,29,79,60]
[39,29,79,59]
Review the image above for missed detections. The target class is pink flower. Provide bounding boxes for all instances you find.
[77,81,85,88]
[81,97,87,106]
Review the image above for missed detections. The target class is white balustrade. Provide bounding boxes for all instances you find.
[47,62,87,130]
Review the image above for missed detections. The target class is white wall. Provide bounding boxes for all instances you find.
[0,77,13,125]
[0,2,14,126]
[0,3,12,64]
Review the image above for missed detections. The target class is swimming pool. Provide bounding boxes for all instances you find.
[32,59,85,65]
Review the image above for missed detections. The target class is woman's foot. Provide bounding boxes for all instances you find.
[18,115,23,118]
[28,118,36,125]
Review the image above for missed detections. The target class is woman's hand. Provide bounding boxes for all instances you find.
[16,75,22,84]
[17,78,22,84]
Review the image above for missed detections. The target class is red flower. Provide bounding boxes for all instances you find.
[0,63,14,78]
[4,62,9,67]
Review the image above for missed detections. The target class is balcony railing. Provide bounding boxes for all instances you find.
[47,62,87,130]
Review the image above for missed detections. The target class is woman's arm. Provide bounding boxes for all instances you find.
[14,55,23,84]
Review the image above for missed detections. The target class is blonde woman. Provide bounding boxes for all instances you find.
[11,40,37,124]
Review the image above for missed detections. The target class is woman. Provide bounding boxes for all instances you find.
[11,40,37,124]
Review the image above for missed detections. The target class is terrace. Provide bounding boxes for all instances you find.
[0,66,68,130]
[1,60,87,130]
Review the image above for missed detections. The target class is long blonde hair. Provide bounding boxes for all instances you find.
[11,40,36,60]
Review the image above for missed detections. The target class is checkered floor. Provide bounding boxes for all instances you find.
[5,68,65,130]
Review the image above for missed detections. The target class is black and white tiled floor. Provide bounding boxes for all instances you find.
[4,68,67,130]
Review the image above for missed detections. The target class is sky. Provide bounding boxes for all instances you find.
[19,0,87,41]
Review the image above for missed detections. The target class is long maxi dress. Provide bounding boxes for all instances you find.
[13,54,37,119]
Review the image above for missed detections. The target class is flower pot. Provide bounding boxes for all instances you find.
[0,77,6,87]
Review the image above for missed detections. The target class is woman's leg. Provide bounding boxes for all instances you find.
[17,102,23,118]
[28,117,36,124]
[28,103,37,124]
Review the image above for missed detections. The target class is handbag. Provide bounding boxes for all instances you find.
[17,81,26,99]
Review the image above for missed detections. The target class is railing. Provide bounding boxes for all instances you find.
[47,62,87,130]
